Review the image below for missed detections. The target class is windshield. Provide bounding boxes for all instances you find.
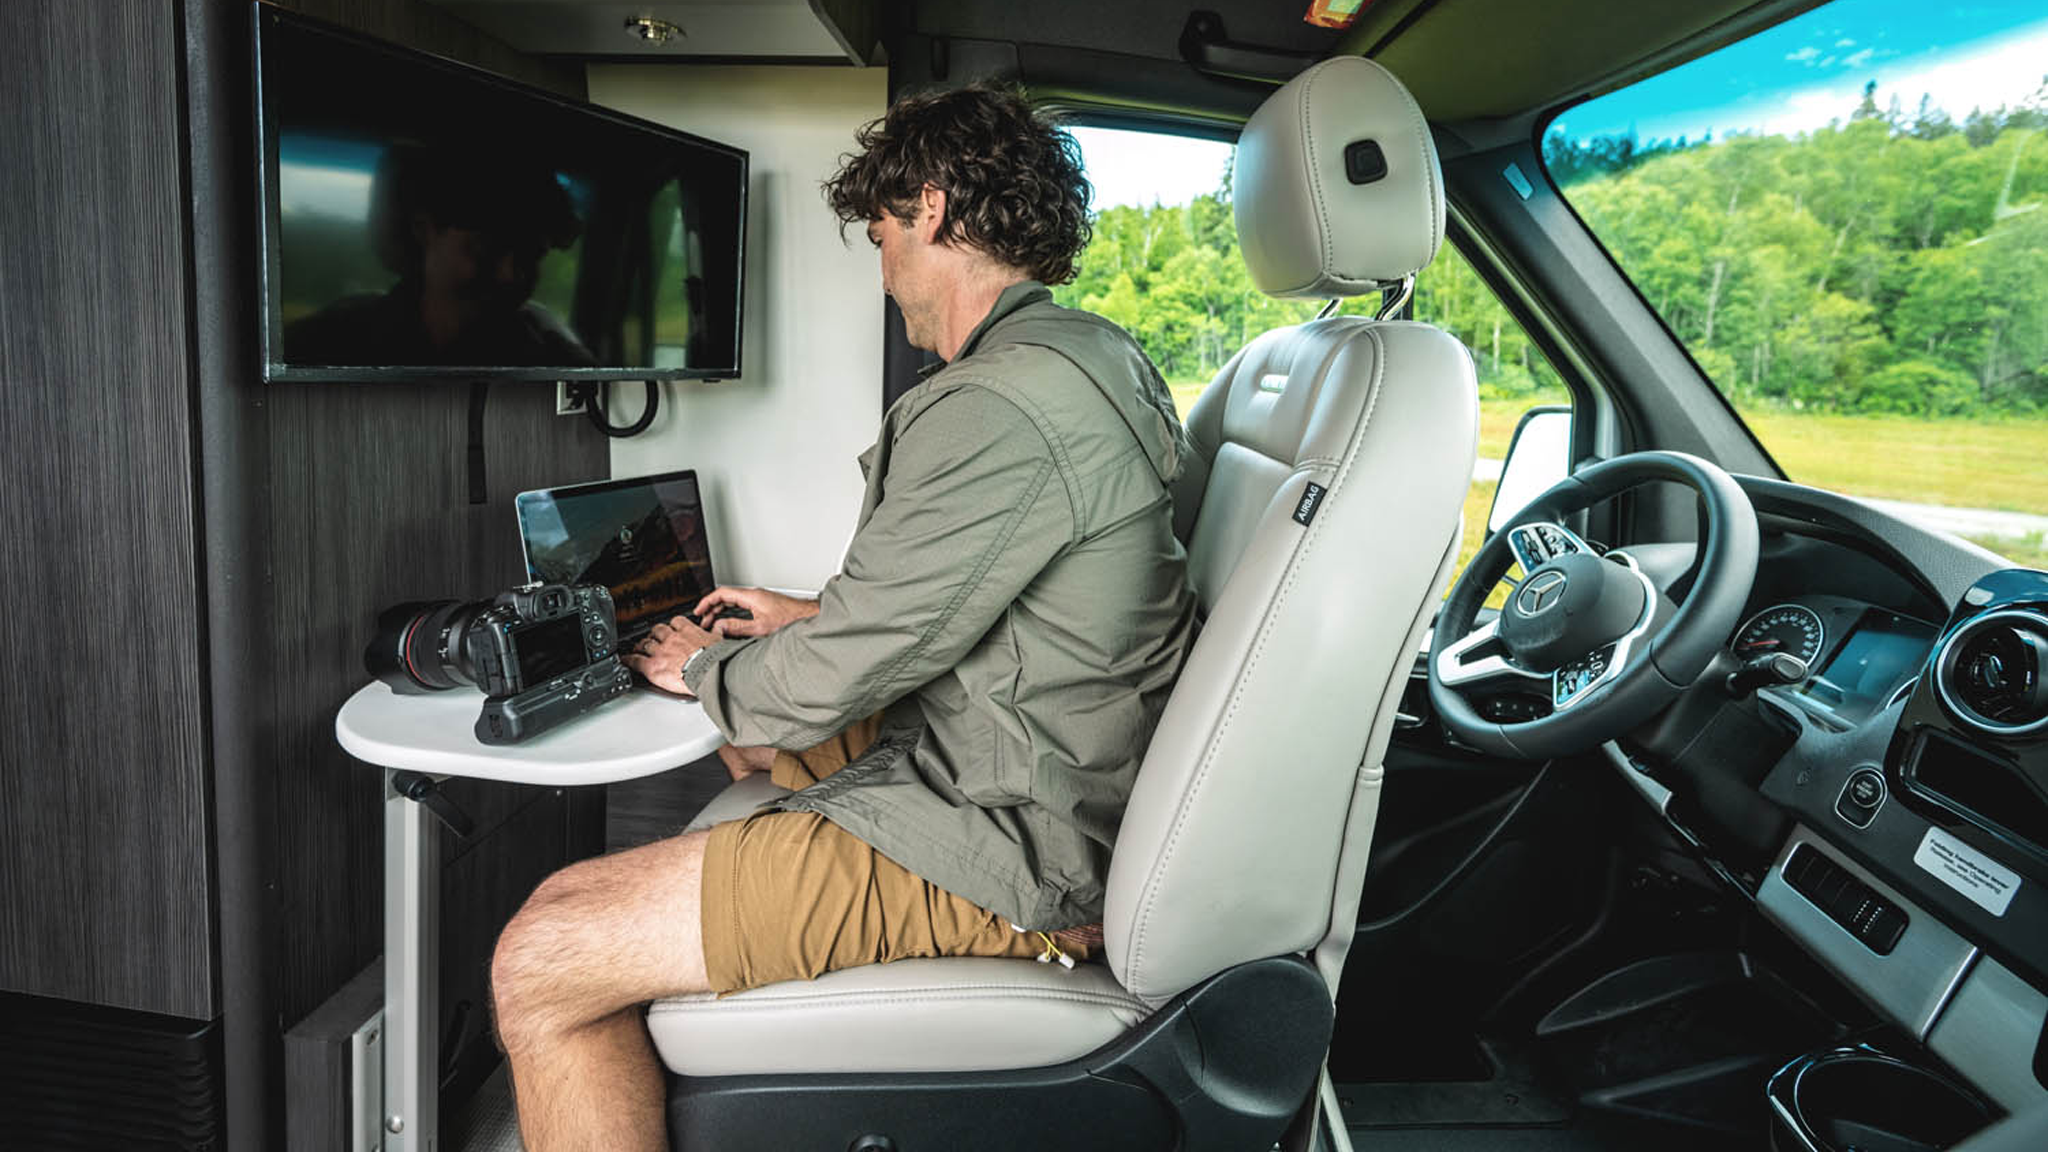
[1544,0,2048,568]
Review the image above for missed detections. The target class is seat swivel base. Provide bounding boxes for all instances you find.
[665,955,1334,1152]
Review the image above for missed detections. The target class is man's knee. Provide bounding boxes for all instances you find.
[491,863,606,1051]
[490,834,712,1052]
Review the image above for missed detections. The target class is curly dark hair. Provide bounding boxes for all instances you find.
[823,84,1093,285]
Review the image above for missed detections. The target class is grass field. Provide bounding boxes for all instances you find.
[1170,378,2046,570]
[1478,398,2047,566]
[1735,408,2048,517]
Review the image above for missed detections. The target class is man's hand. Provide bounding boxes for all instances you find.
[624,614,716,696]
[694,586,820,638]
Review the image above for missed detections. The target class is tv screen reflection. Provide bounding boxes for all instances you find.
[279,138,597,369]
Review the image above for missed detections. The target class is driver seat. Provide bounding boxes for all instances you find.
[652,58,1479,1150]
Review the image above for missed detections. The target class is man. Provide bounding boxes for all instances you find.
[490,84,1197,1149]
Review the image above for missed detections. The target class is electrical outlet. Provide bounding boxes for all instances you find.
[556,382,586,417]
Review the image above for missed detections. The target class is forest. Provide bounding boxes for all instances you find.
[1053,81,2048,420]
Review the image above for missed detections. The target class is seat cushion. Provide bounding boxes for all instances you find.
[647,957,1150,1076]
[682,771,791,833]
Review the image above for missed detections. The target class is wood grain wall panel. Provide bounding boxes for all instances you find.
[0,2,214,1016]
[264,381,605,1027]
[194,0,604,1034]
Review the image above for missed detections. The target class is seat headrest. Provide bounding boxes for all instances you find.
[1234,58,1445,299]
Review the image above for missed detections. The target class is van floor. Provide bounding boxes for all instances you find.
[447,1064,524,1151]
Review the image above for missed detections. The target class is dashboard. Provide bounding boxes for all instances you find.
[1743,596,1933,728]
[1612,478,2048,1115]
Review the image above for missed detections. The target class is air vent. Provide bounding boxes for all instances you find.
[1935,609,2048,736]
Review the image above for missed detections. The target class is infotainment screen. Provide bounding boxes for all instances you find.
[1800,610,1936,723]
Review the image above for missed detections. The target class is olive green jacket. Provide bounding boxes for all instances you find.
[684,281,1198,928]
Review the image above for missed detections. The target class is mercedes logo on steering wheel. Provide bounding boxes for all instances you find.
[1518,570,1568,616]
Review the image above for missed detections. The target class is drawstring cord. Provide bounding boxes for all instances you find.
[1011,922,1077,969]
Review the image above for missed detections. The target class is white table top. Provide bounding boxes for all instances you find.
[336,681,725,786]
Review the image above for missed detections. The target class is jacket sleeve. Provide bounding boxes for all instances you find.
[685,385,1073,749]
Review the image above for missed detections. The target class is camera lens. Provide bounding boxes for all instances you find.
[364,599,487,693]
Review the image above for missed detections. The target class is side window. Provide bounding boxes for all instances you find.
[1055,126,1316,412]
[1059,125,1573,601]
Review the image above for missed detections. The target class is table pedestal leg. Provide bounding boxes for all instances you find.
[385,772,441,1151]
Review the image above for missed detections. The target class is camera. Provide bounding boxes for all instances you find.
[365,582,632,744]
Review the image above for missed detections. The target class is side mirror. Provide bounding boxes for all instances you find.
[1487,406,1571,534]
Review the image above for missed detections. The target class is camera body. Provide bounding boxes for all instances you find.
[365,582,631,744]
[467,583,631,744]
[467,583,614,697]
[466,582,630,746]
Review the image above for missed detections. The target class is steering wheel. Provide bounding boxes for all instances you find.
[1428,451,1760,759]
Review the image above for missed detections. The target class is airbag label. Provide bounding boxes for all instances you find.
[1293,482,1327,527]
[1913,827,2019,917]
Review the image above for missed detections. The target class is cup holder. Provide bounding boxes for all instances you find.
[1768,1046,1996,1152]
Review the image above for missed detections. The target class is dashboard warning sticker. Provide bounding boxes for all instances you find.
[1913,827,2019,917]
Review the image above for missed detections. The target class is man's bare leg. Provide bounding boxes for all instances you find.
[715,742,776,782]
[492,830,714,1151]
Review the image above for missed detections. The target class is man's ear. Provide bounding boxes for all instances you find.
[915,185,947,244]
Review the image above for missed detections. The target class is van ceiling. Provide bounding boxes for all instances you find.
[428,0,1810,126]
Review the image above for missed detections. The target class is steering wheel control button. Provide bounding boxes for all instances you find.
[1835,769,1887,828]
[1782,844,1907,956]
[1481,696,1546,722]
[1553,645,1614,707]
[1507,522,1587,572]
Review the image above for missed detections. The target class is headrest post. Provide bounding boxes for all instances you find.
[1374,275,1415,322]
[1314,298,1341,320]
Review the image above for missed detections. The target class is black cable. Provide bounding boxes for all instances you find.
[576,380,660,438]
[466,380,490,504]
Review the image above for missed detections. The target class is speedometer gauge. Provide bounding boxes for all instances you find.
[1734,604,1826,666]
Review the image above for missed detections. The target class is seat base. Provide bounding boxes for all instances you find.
[649,957,1150,1076]
[681,771,790,834]
[665,955,1333,1152]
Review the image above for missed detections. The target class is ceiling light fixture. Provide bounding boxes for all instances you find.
[623,16,685,45]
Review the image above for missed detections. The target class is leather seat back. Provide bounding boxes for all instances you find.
[1105,58,1479,1003]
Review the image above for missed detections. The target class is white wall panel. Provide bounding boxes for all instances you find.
[589,65,886,591]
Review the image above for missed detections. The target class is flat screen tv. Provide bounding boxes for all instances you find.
[254,4,747,382]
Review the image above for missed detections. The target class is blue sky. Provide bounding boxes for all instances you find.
[1073,0,2048,209]
[1553,0,2048,143]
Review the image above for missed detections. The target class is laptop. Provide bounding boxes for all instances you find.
[513,469,725,647]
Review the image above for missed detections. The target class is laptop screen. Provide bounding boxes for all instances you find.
[514,469,717,640]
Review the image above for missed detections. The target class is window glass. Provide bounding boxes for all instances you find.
[1545,0,2048,568]
[648,181,693,368]
[1059,125,1573,600]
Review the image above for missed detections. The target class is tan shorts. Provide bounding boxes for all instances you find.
[699,715,1093,994]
